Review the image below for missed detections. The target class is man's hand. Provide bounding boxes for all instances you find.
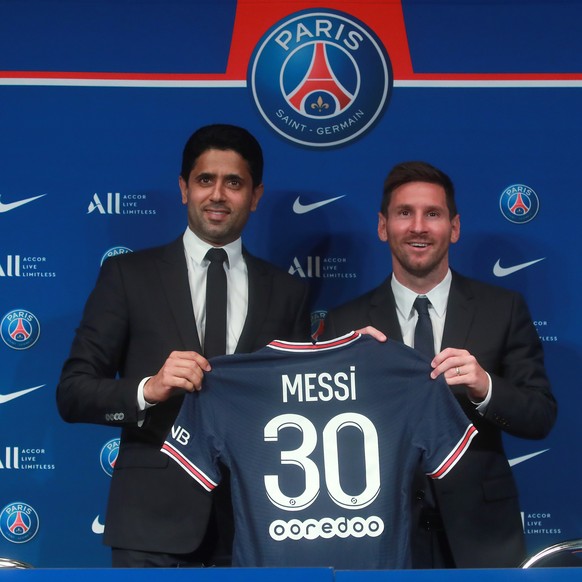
[143,351,211,404]
[356,326,388,342]
[430,347,489,401]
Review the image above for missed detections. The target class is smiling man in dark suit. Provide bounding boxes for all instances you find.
[322,161,556,568]
[57,124,310,568]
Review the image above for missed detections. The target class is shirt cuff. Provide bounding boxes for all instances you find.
[472,372,492,415]
[137,376,155,427]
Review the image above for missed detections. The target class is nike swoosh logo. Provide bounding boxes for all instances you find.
[92,516,105,534]
[0,385,45,404]
[293,195,345,214]
[508,449,549,467]
[493,257,545,277]
[0,194,46,213]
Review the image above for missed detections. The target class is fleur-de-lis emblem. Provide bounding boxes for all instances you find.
[310,96,329,112]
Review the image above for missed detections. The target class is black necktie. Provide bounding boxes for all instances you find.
[413,296,434,358]
[204,248,228,358]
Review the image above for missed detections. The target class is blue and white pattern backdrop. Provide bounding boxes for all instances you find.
[0,0,580,567]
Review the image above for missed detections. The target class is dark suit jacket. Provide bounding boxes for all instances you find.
[322,271,556,568]
[57,236,310,555]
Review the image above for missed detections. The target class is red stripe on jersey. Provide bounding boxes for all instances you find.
[269,331,361,352]
[161,442,217,491]
[429,424,478,480]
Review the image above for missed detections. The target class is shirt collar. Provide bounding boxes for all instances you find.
[391,269,452,320]
[182,227,243,270]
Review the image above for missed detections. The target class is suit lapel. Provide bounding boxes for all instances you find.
[369,277,404,342]
[236,251,269,353]
[366,272,475,349]
[442,271,475,349]
[156,237,202,352]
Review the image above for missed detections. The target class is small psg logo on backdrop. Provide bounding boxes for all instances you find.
[100,438,120,477]
[499,184,540,224]
[100,246,133,266]
[1,309,41,350]
[0,502,40,544]
[249,9,392,148]
[310,309,327,341]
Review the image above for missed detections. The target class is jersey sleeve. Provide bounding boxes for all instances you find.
[161,390,221,492]
[415,376,478,480]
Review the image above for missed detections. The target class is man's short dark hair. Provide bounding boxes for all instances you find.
[180,124,264,187]
[381,161,458,218]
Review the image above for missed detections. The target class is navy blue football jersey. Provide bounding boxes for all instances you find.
[162,332,476,569]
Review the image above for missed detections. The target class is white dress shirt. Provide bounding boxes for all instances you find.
[182,228,248,355]
[391,270,451,355]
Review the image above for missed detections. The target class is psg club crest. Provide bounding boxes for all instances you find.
[1,309,41,350]
[249,9,393,147]
[0,502,40,544]
[100,246,133,266]
[310,309,327,341]
[499,184,540,224]
[100,438,120,477]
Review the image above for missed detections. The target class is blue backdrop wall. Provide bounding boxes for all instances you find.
[0,0,580,567]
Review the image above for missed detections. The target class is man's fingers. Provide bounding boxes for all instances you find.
[168,350,211,371]
[356,326,387,342]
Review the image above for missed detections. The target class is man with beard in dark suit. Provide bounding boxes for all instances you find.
[57,124,310,567]
[322,161,556,568]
